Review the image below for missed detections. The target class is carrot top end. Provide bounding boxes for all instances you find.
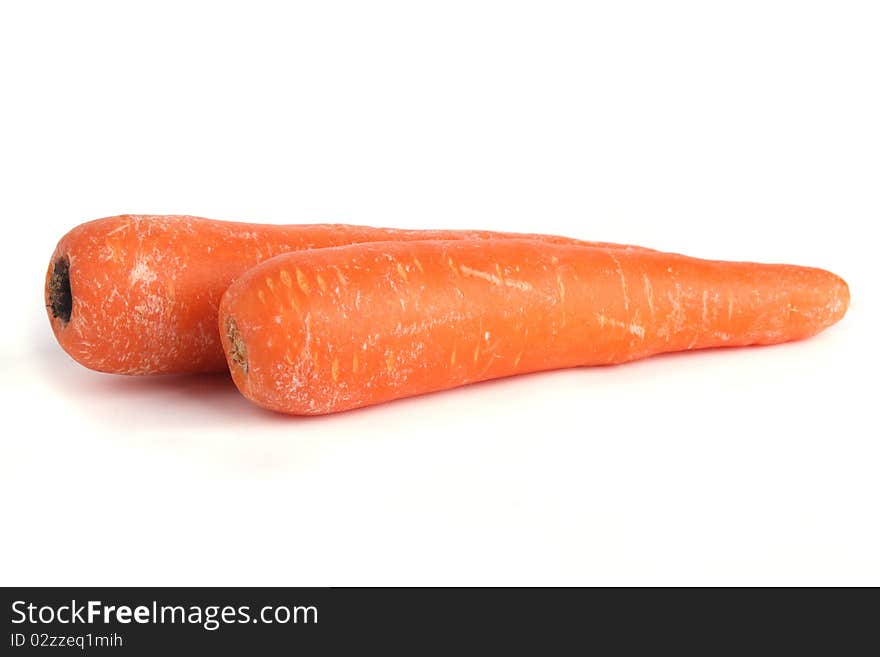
[225,316,248,374]
[48,256,72,325]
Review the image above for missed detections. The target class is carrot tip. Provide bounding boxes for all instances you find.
[48,255,72,325]
[225,317,248,374]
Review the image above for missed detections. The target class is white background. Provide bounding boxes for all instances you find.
[1,1,877,586]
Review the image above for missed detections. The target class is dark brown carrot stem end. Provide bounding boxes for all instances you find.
[226,317,248,373]
[48,256,72,325]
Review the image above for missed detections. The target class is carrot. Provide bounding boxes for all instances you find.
[218,239,849,415]
[45,214,653,375]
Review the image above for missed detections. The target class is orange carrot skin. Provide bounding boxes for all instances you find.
[45,215,652,375]
[219,239,849,415]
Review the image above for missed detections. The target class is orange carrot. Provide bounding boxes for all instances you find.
[45,215,652,375]
[219,239,849,415]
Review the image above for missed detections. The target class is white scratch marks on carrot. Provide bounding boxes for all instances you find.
[556,273,566,326]
[396,262,408,282]
[413,258,424,273]
[643,273,654,316]
[459,264,533,292]
[385,351,396,374]
[316,273,327,292]
[513,324,527,368]
[609,253,629,311]
[474,353,500,380]
[295,268,310,294]
[447,257,459,276]
[279,270,292,287]
[595,313,645,338]
[265,276,275,292]
[334,267,348,288]
[331,356,340,382]
[459,265,500,285]
[302,312,313,364]
[701,290,709,327]
[128,258,156,286]
[105,222,130,237]
[103,240,121,262]
[663,284,686,338]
